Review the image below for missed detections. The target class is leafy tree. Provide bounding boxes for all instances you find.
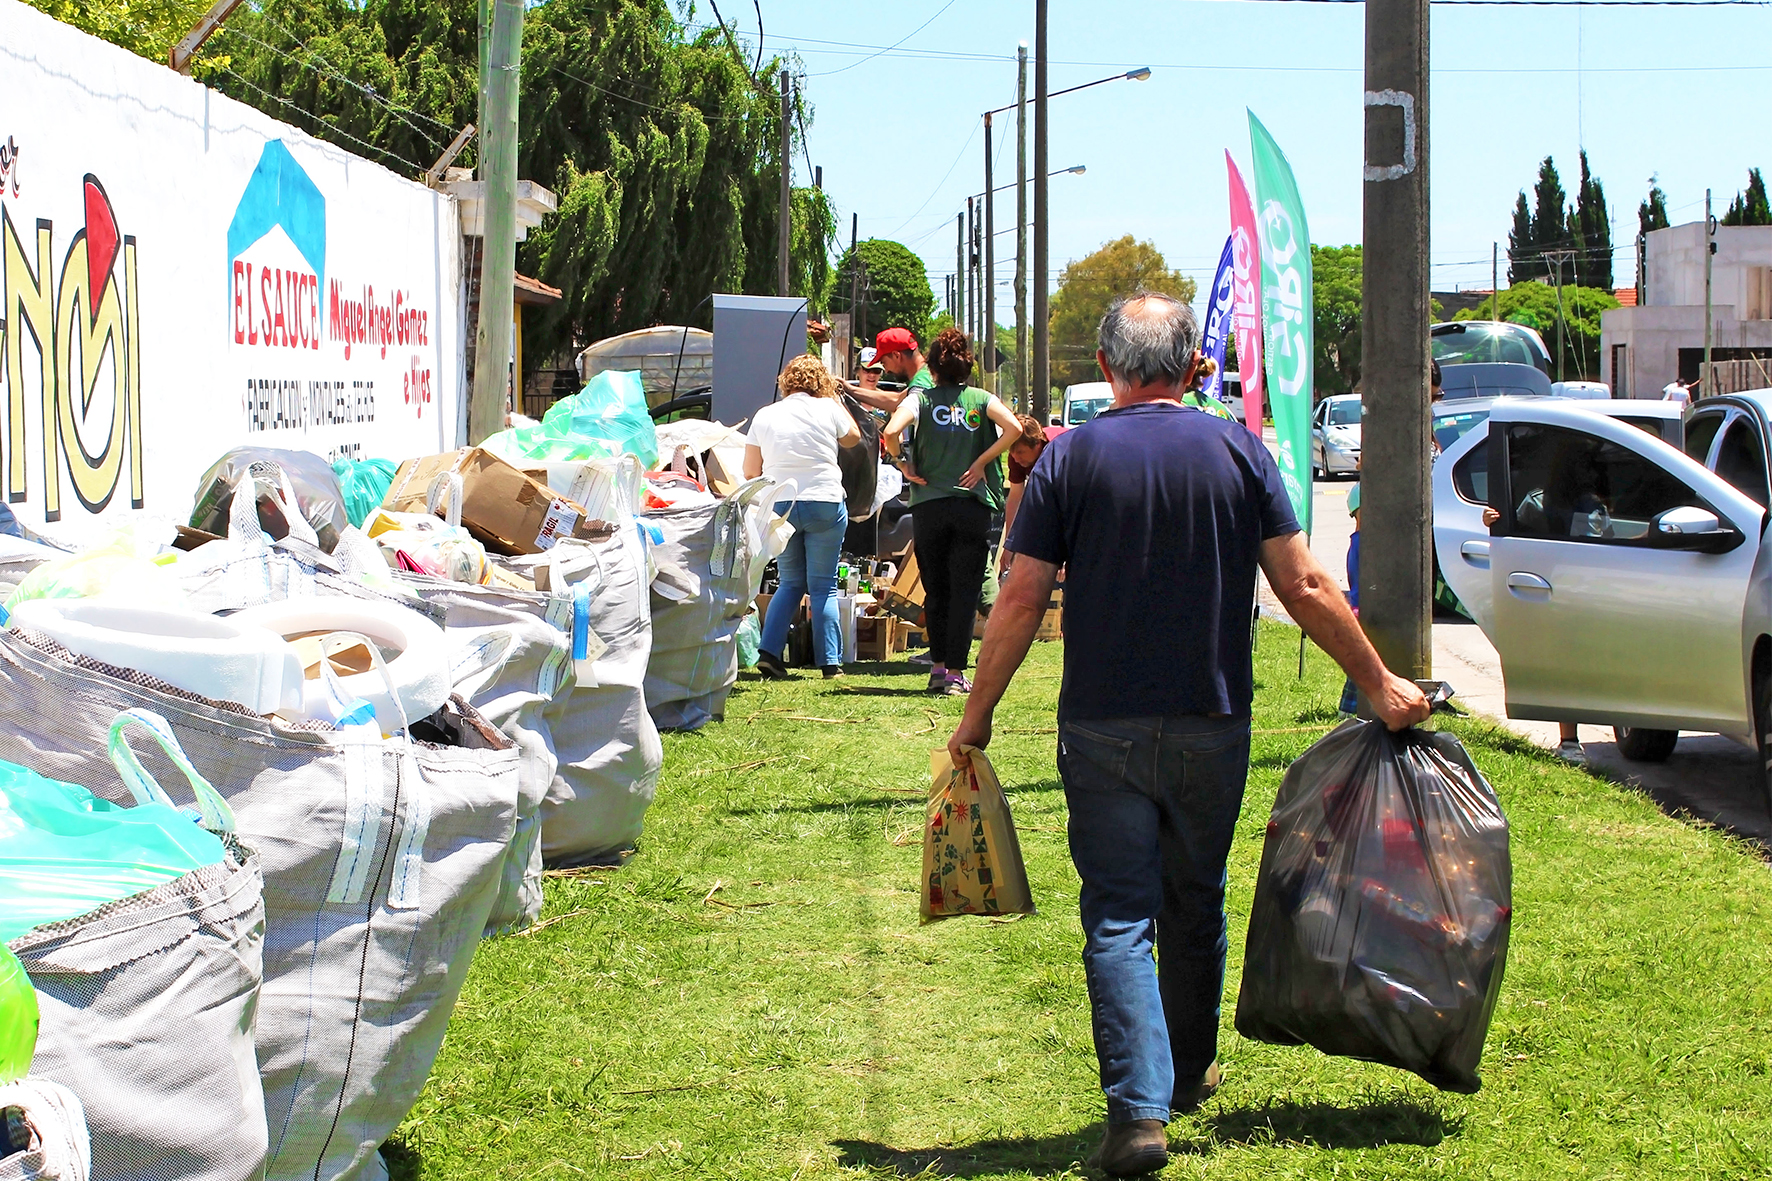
[831,240,935,347]
[1639,181,1671,236]
[1311,245,1362,395]
[1047,236,1197,387]
[1721,168,1771,227]
[173,0,835,383]
[1454,284,1619,380]
[1572,150,1612,290]
[24,0,211,64]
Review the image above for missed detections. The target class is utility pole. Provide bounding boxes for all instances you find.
[984,111,997,392]
[848,212,860,331]
[1033,0,1051,421]
[1491,243,1501,360]
[1015,42,1029,411]
[778,70,792,298]
[1359,0,1432,687]
[955,213,965,335]
[468,0,523,445]
[1704,188,1715,397]
[1543,248,1575,382]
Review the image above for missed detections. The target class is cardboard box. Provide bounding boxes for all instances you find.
[856,613,895,662]
[879,547,924,624]
[383,448,611,556]
[1035,587,1064,642]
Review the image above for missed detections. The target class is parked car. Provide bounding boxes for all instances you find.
[1431,320,1553,376]
[1057,382,1113,427]
[1552,380,1612,400]
[1312,394,1362,478]
[1220,373,1246,424]
[1432,393,1770,790]
[1438,361,1553,401]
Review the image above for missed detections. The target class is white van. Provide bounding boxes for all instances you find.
[1057,382,1113,427]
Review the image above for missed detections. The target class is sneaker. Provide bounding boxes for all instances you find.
[821,666,844,679]
[1556,740,1588,765]
[942,673,973,696]
[927,670,949,693]
[754,651,791,681]
[1085,1119,1168,1177]
[1173,1060,1223,1115]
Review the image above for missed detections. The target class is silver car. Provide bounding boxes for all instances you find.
[1312,395,1361,478]
[1433,396,1768,797]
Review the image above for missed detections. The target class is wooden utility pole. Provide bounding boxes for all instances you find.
[1358,0,1433,686]
[468,0,523,444]
[984,112,996,391]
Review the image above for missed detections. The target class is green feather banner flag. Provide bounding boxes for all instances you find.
[1248,111,1315,535]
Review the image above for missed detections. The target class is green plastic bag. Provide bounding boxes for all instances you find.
[541,370,659,469]
[480,423,619,466]
[0,710,233,943]
[332,457,398,528]
[0,945,36,1084]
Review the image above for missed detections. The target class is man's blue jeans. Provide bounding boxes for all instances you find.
[760,499,848,667]
[1059,714,1252,1124]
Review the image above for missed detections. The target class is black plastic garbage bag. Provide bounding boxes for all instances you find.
[189,447,348,553]
[1234,721,1511,1093]
[837,393,880,521]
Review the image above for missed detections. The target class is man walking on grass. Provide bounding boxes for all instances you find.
[949,291,1429,1176]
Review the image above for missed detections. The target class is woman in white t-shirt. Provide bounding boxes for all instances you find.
[743,355,862,678]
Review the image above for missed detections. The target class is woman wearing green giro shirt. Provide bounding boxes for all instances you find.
[883,327,1020,695]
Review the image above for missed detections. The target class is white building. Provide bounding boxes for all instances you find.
[1601,222,1772,398]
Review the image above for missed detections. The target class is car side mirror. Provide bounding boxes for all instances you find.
[1650,506,1744,553]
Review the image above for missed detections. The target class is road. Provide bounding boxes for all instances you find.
[1257,442,1771,844]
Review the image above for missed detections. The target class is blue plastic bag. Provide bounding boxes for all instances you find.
[0,710,233,942]
[332,456,399,527]
[541,370,659,469]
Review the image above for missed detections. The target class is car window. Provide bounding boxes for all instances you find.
[1327,401,1362,426]
[1505,422,1705,545]
[1066,397,1109,426]
[1713,418,1769,507]
[1452,444,1488,506]
[1684,411,1724,465]
[1611,415,1671,443]
[1434,408,1491,450]
[1431,323,1547,371]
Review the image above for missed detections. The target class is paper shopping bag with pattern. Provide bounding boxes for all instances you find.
[921,747,1035,922]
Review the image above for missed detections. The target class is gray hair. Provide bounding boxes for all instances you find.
[1097,290,1200,387]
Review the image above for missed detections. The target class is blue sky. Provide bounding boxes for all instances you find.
[703,0,1771,314]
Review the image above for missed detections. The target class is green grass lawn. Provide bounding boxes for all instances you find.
[392,621,1772,1179]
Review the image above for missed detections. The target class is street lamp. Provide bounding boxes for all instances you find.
[1030,27,1153,417]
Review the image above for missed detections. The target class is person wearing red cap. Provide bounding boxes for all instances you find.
[849,326,931,413]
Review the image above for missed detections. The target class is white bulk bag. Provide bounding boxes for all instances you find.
[642,478,781,731]
[0,1080,90,1181]
[0,631,518,1181]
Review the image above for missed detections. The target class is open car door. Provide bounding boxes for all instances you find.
[1487,400,1766,737]
[1433,419,1498,634]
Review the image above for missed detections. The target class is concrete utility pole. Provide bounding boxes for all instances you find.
[1704,188,1715,396]
[1033,0,1051,421]
[984,111,997,392]
[966,197,976,342]
[848,212,860,332]
[1491,243,1501,361]
[778,70,792,297]
[1015,42,1029,410]
[468,0,523,445]
[1358,0,1432,686]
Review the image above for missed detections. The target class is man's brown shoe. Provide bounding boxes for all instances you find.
[1173,1060,1223,1115]
[1085,1119,1168,1177]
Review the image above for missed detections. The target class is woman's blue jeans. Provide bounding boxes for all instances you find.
[760,499,849,667]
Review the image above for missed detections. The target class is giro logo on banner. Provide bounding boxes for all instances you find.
[930,403,982,430]
[0,172,145,518]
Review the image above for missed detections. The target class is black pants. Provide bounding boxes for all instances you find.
[912,497,991,671]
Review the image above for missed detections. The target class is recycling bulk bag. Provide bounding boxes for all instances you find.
[1234,721,1512,1094]
[0,628,519,1181]
[398,576,574,933]
[0,1080,90,1181]
[8,712,267,1181]
[921,748,1035,922]
[643,478,782,732]
[496,529,664,866]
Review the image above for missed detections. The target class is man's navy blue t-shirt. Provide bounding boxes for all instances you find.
[1006,401,1299,723]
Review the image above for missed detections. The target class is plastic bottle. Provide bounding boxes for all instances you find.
[0,945,37,1084]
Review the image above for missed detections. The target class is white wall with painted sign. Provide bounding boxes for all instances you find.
[0,0,464,539]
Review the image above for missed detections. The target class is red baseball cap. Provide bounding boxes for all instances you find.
[873,327,918,357]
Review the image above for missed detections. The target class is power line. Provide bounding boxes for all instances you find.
[213,64,429,175]
[801,0,959,77]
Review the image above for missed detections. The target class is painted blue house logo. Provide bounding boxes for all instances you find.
[227,140,326,349]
